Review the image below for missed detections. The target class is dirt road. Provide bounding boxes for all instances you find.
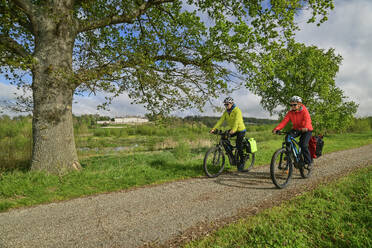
[1,145,371,248]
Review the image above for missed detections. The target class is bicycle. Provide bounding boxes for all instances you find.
[270,130,312,189]
[203,129,255,178]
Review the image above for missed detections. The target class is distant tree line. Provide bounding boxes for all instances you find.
[183,116,278,127]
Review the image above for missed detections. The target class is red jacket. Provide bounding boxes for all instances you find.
[274,104,313,131]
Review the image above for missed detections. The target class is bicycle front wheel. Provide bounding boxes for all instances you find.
[203,146,225,178]
[270,148,293,189]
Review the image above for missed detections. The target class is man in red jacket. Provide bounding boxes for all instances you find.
[272,96,313,168]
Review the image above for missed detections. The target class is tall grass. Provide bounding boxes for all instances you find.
[0,115,32,171]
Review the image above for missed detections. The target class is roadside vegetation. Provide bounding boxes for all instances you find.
[0,115,372,212]
[185,166,372,248]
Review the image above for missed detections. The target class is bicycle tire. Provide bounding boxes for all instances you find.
[299,161,312,178]
[236,150,255,171]
[203,146,225,178]
[270,148,293,189]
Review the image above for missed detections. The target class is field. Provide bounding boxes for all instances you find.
[1,116,372,212]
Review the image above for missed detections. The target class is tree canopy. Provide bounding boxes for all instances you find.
[246,41,358,133]
[0,0,336,172]
[1,0,335,113]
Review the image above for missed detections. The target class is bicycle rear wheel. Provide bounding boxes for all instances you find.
[203,146,225,178]
[236,150,255,171]
[270,148,293,189]
[299,161,312,178]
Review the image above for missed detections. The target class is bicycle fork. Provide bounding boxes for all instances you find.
[213,146,222,165]
[279,151,291,171]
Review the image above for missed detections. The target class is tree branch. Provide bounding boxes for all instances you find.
[10,0,37,33]
[0,35,31,58]
[154,55,202,67]
[78,0,175,33]
[10,0,35,17]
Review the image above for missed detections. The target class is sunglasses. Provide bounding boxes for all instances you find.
[224,103,230,106]
[289,104,298,107]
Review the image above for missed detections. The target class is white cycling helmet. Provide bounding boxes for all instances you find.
[223,97,234,104]
[290,96,302,103]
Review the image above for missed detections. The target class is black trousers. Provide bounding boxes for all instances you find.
[291,130,312,164]
[231,130,246,166]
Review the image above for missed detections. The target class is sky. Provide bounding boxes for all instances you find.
[1,0,371,119]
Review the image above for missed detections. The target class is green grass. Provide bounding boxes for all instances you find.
[322,132,372,153]
[0,151,205,211]
[185,166,372,248]
[0,131,372,212]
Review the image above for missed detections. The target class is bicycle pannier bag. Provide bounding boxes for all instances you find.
[309,136,317,158]
[248,138,257,153]
[315,135,324,157]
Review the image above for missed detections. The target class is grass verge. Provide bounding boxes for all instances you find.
[185,166,372,248]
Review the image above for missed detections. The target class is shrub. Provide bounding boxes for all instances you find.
[93,128,106,137]
[172,141,191,159]
[348,118,371,133]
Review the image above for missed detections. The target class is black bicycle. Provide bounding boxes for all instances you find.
[203,129,255,178]
[270,130,312,189]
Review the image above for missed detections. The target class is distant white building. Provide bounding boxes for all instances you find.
[114,117,149,124]
[97,120,110,125]
[97,117,149,125]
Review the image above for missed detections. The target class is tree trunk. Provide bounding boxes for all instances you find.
[31,81,80,173]
[31,6,81,173]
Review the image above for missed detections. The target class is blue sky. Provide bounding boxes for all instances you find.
[1,0,371,118]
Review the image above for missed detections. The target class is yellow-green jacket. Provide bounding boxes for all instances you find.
[213,105,246,132]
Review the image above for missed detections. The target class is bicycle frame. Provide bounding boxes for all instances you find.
[283,134,302,166]
[213,130,237,166]
[220,137,237,165]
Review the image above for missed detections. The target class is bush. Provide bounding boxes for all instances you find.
[347,118,371,133]
[109,128,121,137]
[136,125,154,135]
[172,141,191,159]
[93,128,106,137]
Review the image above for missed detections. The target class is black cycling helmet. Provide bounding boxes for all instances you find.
[223,97,234,105]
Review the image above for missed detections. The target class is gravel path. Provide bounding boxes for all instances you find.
[1,145,371,248]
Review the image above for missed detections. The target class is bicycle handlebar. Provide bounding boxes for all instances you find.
[275,130,301,136]
[211,129,230,138]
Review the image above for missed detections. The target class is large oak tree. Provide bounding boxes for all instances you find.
[0,0,334,173]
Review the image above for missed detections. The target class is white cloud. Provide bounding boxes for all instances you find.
[73,93,147,117]
[0,82,21,100]
[172,89,272,119]
[0,82,28,116]
[296,0,372,116]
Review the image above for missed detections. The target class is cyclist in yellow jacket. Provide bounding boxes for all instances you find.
[210,97,248,172]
